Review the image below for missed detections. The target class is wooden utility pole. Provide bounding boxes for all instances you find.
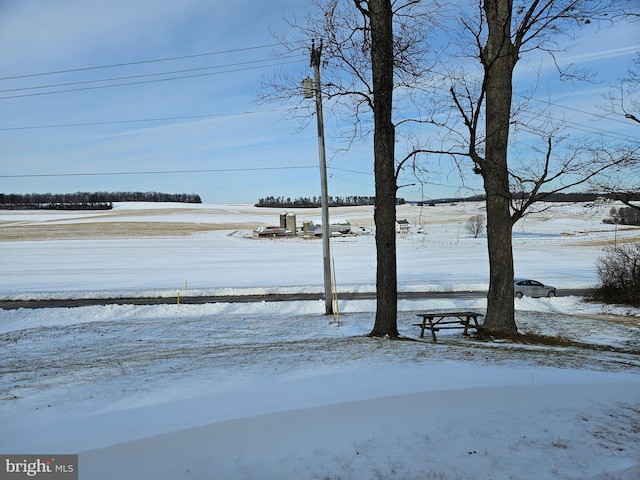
[306,39,333,315]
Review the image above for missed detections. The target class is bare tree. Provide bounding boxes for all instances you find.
[347,0,397,336]
[465,214,486,238]
[436,0,633,335]
[259,0,439,337]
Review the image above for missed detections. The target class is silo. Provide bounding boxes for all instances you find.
[286,212,296,234]
[279,212,287,228]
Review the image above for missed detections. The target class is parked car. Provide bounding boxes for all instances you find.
[514,278,557,298]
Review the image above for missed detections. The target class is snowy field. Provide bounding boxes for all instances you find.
[1,201,639,479]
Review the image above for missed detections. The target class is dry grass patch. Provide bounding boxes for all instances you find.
[0,222,257,241]
[565,235,640,248]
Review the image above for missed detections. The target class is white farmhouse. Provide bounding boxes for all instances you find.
[396,219,410,234]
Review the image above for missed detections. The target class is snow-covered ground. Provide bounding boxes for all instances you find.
[1,202,639,479]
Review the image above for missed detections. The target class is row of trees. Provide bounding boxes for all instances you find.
[255,195,405,208]
[604,207,640,226]
[427,192,640,205]
[0,191,202,209]
[261,0,638,336]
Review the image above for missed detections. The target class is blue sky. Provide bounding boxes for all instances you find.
[0,1,638,204]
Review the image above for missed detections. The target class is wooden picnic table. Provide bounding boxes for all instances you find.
[414,311,484,342]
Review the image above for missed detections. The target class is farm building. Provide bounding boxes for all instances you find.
[252,212,297,237]
[396,219,410,234]
[303,221,351,237]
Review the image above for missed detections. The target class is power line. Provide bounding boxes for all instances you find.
[0,165,318,179]
[0,56,300,94]
[0,60,301,100]
[327,173,373,188]
[513,110,639,143]
[0,108,290,131]
[0,43,291,81]
[0,44,634,144]
[526,94,639,130]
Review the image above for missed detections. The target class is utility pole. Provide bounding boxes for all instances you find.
[303,39,333,315]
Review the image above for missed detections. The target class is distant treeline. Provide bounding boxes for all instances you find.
[258,192,639,209]
[526,192,640,203]
[0,191,202,210]
[418,191,640,205]
[255,195,406,208]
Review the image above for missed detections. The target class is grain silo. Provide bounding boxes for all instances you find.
[286,212,296,233]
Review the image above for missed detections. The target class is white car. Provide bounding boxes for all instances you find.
[514,278,557,298]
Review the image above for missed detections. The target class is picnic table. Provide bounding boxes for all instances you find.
[414,311,484,342]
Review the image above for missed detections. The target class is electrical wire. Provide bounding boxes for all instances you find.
[0,43,294,81]
[0,60,301,100]
[0,165,318,179]
[0,108,290,131]
[0,41,634,147]
[0,56,301,94]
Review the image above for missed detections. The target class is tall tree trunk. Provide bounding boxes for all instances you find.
[481,0,518,335]
[368,0,398,337]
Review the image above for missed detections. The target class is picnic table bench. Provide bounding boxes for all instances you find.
[414,311,484,342]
